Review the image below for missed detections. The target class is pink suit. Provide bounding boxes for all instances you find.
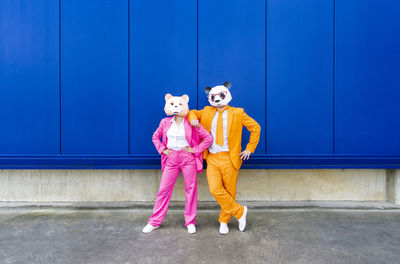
[149,117,212,227]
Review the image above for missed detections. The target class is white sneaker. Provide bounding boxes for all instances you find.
[238,206,248,232]
[219,223,229,235]
[142,224,159,233]
[187,224,196,234]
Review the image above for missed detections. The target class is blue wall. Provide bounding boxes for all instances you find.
[0,0,399,169]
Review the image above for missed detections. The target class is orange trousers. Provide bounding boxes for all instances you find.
[206,152,244,223]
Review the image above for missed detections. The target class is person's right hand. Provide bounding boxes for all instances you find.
[162,149,171,156]
[190,120,200,128]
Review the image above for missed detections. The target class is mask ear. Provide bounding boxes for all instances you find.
[181,94,189,103]
[165,93,172,101]
[223,81,231,89]
[205,86,212,94]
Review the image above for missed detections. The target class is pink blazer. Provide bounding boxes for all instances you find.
[152,117,213,173]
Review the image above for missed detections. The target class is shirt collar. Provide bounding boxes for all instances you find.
[170,116,184,126]
[217,105,228,112]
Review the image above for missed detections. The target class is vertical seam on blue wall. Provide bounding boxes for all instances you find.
[333,0,336,154]
[128,0,131,154]
[196,0,199,110]
[59,0,62,155]
[265,0,268,154]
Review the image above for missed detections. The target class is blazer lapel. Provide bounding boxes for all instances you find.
[227,105,233,136]
[184,118,192,145]
[206,107,217,131]
[163,116,174,145]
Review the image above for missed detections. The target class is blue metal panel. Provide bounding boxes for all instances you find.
[335,0,400,154]
[198,0,266,154]
[0,0,399,169]
[130,0,197,154]
[0,0,60,154]
[267,0,334,154]
[61,0,128,154]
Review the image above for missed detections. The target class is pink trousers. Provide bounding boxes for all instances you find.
[148,149,198,227]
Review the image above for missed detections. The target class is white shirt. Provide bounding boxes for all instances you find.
[167,117,189,150]
[209,107,229,154]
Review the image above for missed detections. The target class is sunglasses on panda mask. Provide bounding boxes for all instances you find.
[208,91,228,101]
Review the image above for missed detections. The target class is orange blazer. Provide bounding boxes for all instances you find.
[188,105,261,170]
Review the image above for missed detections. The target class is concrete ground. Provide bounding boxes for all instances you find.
[0,207,400,264]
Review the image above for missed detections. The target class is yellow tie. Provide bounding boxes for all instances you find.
[216,109,225,146]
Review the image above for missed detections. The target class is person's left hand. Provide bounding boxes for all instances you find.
[183,146,194,153]
[239,150,252,160]
[190,120,200,128]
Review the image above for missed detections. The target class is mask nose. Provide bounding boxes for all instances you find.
[215,99,220,103]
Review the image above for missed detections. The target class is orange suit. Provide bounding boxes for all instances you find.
[188,105,261,223]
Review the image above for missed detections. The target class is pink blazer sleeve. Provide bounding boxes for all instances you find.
[192,124,213,156]
[152,119,167,155]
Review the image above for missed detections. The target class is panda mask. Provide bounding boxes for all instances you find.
[205,81,232,107]
[164,93,190,117]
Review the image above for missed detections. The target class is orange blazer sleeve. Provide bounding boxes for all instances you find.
[242,110,261,153]
[188,109,203,122]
